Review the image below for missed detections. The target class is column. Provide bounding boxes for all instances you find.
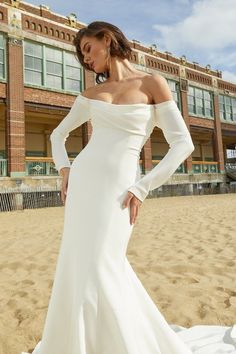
[141,137,153,173]
[212,93,224,173]
[5,35,25,177]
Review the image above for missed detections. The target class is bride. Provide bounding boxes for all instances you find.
[23,20,236,354]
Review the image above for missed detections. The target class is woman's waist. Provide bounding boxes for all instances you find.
[87,131,144,155]
[74,147,140,168]
[80,141,141,160]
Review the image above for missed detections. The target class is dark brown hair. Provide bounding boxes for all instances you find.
[73,21,133,84]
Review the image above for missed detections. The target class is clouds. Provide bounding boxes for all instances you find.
[221,70,236,84]
[152,0,236,83]
[154,0,235,51]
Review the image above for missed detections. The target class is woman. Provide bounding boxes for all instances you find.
[26,21,235,354]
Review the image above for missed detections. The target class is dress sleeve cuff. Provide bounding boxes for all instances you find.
[127,185,148,203]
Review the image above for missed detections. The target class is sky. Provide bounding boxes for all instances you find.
[27,0,236,84]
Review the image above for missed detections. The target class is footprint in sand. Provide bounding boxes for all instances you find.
[171,277,199,284]
[13,290,28,298]
[14,308,31,325]
[198,303,213,319]
[21,279,35,286]
[6,299,18,308]
[188,289,202,297]
[161,302,170,310]
[216,287,236,297]
[128,250,138,257]
[226,260,235,267]
[151,286,160,292]
[224,298,231,308]
[215,287,236,308]
[216,286,225,292]
[0,261,22,270]
[225,289,236,297]
[25,263,37,271]
[38,265,48,271]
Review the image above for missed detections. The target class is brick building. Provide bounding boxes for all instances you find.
[0,0,236,195]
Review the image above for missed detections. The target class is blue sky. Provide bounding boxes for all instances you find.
[28,0,236,84]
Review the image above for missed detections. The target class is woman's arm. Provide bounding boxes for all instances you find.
[50,94,90,175]
[127,75,195,202]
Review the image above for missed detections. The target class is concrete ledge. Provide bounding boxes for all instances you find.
[0,173,227,192]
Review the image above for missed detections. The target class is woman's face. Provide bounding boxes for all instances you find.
[80,35,110,73]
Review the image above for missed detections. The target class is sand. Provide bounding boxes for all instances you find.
[0,193,236,354]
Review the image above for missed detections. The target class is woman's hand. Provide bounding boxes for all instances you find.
[59,167,70,205]
[122,191,142,225]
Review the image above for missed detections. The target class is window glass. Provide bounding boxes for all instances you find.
[24,40,82,93]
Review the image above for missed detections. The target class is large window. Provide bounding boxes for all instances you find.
[45,46,63,89]
[24,39,82,93]
[0,32,6,80]
[219,95,236,122]
[187,86,214,118]
[65,51,81,92]
[167,79,181,109]
[24,41,43,85]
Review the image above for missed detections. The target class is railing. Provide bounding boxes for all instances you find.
[152,160,185,173]
[225,162,236,182]
[192,161,219,173]
[225,162,236,171]
[153,160,219,174]
[25,157,74,176]
[0,158,222,177]
[0,159,8,176]
[0,186,62,212]
[26,158,186,175]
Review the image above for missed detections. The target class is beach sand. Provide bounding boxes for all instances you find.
[0,193,236,354]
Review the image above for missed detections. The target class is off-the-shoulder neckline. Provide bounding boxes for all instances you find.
[78,94,175,108]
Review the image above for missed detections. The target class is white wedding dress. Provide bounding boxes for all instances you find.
[22,94,236,354]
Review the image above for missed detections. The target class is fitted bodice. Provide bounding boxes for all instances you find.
[50,93,194,202]
[78,95,158,162]
[80,95,156,135]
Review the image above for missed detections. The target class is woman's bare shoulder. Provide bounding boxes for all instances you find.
[146,73,173,104]
[80,73,173,103]
[80,86,98,99]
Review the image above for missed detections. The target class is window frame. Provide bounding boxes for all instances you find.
[23,39,83,93]
[0,32,7,81]
[187,85,214,118]
[219,94,236,122]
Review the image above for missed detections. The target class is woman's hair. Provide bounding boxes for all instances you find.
[73,21,132,84]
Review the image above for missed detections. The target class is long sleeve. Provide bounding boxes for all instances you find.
[50,95,90,174]
[127,100,195,202]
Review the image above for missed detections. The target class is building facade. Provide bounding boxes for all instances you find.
[0,0,236,194]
